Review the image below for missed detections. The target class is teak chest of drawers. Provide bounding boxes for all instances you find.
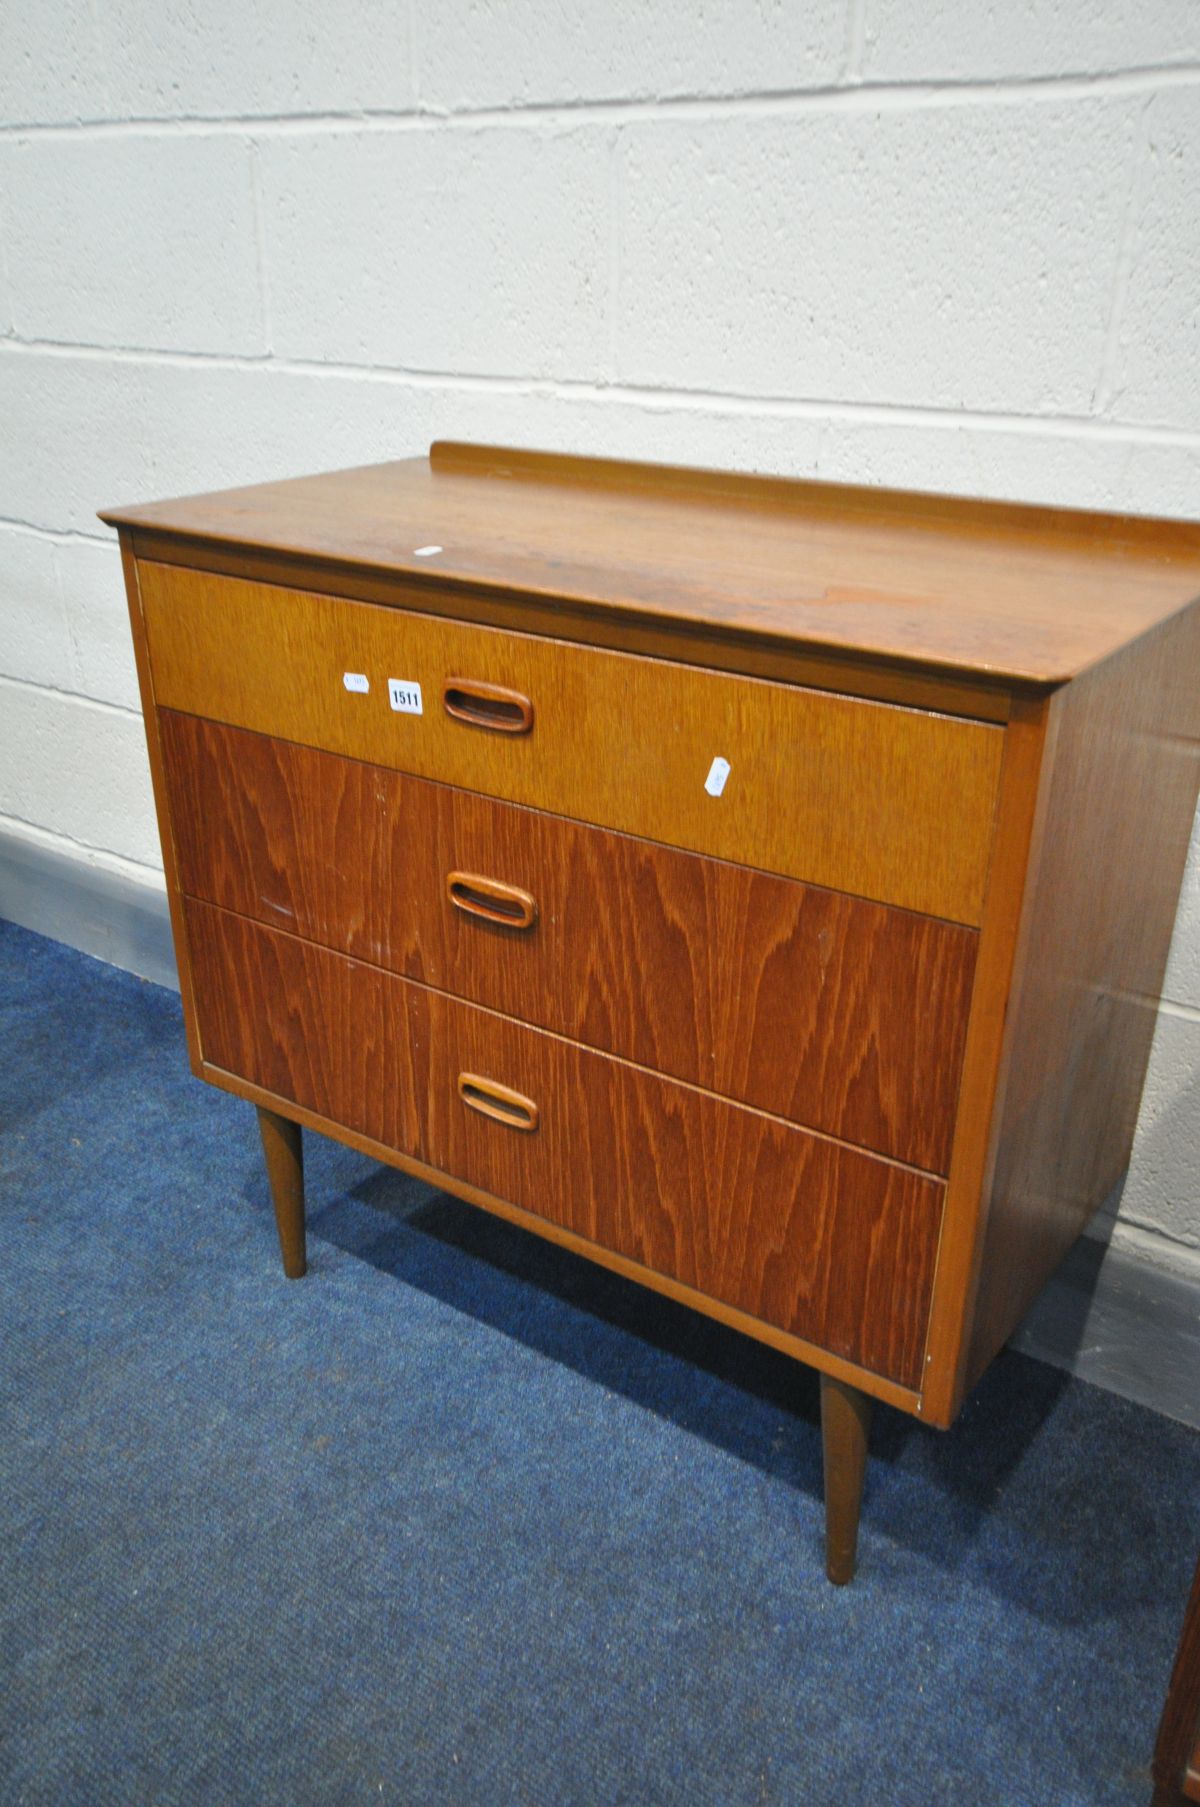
[102,442,1200,1584]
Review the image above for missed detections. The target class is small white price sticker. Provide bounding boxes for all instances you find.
[388,678,424,715]
[704,756,731,798]
[343,671,369,694]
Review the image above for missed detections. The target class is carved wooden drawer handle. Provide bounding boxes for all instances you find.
[443,678,534,734]
[447,871,538,931]
[458,1073,540,1133]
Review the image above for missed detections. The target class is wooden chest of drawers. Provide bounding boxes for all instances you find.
[102,442,1200,1583]
[1155,1553,1200,1805]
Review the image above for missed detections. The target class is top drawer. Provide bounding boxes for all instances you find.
[139,560,1003,923]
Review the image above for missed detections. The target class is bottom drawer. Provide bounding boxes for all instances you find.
[186,899,944,1389]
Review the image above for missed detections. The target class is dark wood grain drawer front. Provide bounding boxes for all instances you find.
[186,899,944,1389]
[141,560,1002,924]
[163,714,977,1172]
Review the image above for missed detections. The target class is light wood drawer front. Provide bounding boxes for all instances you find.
[186,899,944,1389]
[142,560,1002,923]
[163,714,975,1172]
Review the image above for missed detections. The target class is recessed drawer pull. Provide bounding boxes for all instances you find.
[443,678,534,735]
[447,871,538,930]
[457,1073,540,1133]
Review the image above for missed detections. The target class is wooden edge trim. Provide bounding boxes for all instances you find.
[199,1059,924,1417]
[117,534,205,1077]
[427,442,1200,556]
[125,527,1016,724]
[917,691,1058,1426]
[429,437,846,510]
[1153,1557,1200,1798]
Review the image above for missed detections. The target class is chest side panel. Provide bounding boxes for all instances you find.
[965,602,1200,1392]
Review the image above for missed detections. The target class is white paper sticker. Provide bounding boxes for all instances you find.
[342,671,370,694]
[388,678,424,715]
[704,756,731,798]
[413,544,443,558]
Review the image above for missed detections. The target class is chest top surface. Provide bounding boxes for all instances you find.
[100,440,1200,690]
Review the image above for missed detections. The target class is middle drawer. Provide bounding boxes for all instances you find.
[162,713,976,1173]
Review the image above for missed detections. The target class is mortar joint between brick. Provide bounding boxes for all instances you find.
[607,124,624,386]
[0,210,17,340]
[5,336,1200,451]
[82,0,114,116]
[248,141,274,356]
[45,542,86,696]
[407,0,421,112]
[3,63,1200,140]
[840,0,868,85]
[0,515,116,548]
[0,670,143,723]
[810,419,830,481]
[1157,998,1200,1025]
[1093,93,1155,418]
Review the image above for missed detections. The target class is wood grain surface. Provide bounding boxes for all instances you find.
[1153,1554,1200,1806]
[964,602,1200,1392]
[198,1058,923,1415]
[124,528,1017,722]
[917,695,1052,1424]
[116,536,205,1076]
[255,1104,306,1279]
[103,439,1200,1447]
[820,1374,873,1585]
[141,561,1003,923]
[161,713,977,1171]
[101,442,1200,686]
[186,899,945,1389]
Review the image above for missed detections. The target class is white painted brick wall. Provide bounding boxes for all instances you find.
[0,0,1197,1292]
[861,1,1200,81]
[100,0,416,120]
[1108,90,1200,428]
[415,1,847,107]
[618,103,1136,409]
[0,135,265,353]
[0,526,74,689]
[259,129,611,374]
[0,678,160,867]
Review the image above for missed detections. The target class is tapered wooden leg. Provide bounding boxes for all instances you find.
[820,1372,872,1585]
[255,1105,306,1278]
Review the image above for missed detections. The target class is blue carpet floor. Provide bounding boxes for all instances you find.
[1,916,1197,1806]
